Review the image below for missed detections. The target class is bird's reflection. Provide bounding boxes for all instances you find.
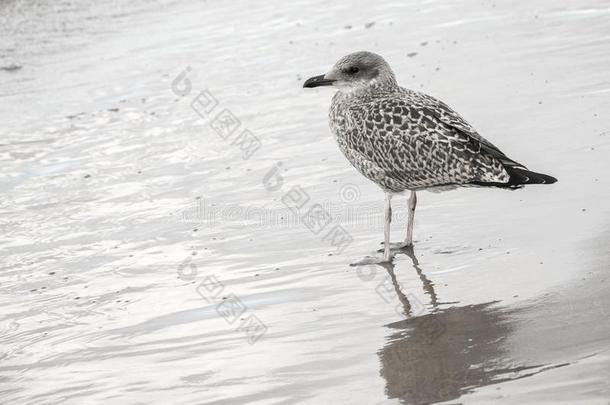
[376,247,440,318]
[378,247,545,404]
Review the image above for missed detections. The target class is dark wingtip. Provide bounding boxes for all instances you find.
[545,175,558,184]
[508,168,558,186]
[525,171,557,185]
[470,169,557,189]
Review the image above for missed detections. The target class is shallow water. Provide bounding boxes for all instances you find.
[1,0,609,404]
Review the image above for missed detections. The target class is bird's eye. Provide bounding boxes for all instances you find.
[346,66,360,74]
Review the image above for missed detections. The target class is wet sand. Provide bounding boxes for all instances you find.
[1,0,609,404]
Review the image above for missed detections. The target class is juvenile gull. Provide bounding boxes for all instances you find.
[303,51,557,262]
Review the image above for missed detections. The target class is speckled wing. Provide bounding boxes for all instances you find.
[331,91,512,192]
[416,91,527,170]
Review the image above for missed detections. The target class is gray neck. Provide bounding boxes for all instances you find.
[342,77,400,99]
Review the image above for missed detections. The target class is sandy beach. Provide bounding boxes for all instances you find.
[1,0,609,403]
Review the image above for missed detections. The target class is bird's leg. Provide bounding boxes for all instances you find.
[380,190,417,251]
[383,193,393,262]
[405,190,417,246]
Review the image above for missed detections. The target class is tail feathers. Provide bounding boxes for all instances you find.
[470,143,557,189]
[470,166,557,189]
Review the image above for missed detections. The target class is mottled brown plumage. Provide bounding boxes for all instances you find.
[330,88,515,192]
[303,51,556,261]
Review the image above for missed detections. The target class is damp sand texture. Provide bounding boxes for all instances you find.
[1,1,610,404]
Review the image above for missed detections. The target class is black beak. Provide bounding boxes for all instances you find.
[303,74,335,88]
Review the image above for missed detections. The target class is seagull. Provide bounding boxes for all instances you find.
[303,51,556,262]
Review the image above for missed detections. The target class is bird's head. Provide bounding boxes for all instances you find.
[303,51,397,92]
